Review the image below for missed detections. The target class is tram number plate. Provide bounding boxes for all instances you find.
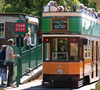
[52,20,67,30]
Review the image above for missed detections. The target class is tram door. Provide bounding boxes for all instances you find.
[96,41,98,77]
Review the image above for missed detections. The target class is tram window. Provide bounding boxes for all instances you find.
[52,52,68,61]
[45,43,50,61]
[80,44,82,60]
[85,44,87,57]
[53,38,67,52]
[70,43,78,61]
[94,42,96,58]
[88,40,90,57]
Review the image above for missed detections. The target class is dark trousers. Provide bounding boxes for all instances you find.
[7,62,13,86]
[27,45,32,50]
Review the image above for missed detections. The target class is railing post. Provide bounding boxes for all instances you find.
[17,57,20,87]
[18,35,21,82]
[29,46,31,68]
[36,43,38,68]
[25,40,27,50]
[20,49,22,78]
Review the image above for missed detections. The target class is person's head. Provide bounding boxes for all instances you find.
[26,33,30,37]
[97,12,100,18]
[87,8,92,13]
[48,1,56,6]
[78,4,84,9]
[84,6,87,11]
[8,39,14,46]
[94,12,97,16]
[2,45,7,51]
[91,8,95,14]
[59,6,64,12]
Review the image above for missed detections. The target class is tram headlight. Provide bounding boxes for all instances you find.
[57,69,63,75]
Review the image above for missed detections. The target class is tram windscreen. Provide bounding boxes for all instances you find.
[53,38,67,52]
[52,38,68,61]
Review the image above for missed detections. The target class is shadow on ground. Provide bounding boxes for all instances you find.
[23,85,71,90]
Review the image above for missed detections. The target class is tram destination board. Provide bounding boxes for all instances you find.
[52,20,67,30]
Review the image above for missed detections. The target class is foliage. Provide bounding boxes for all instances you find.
[78,0,99,11]
[1,0,99,30]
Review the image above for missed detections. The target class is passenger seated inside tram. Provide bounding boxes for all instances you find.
[43,1,60,12]
[58,45,63,52]
[76,3,85,13]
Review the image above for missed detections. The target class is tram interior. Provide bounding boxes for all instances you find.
[53,38,68,61]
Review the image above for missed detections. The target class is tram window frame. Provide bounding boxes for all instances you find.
[52,37,68,62]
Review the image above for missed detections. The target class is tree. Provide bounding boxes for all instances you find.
[79,0,99,11]
[2,0,99,30]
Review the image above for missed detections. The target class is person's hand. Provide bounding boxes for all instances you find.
[16,54,21,58]
[18,55,21,58]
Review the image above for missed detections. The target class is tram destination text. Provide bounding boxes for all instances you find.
[52,20,67,30]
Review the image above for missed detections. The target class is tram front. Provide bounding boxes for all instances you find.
[42,12,85,87]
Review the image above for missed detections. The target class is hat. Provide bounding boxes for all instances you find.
[48,1,54,6]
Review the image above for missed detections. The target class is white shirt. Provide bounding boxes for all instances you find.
[43,6,57,12]
[77,9,85,13]
[5,46,14,62]
[24,37,31,46]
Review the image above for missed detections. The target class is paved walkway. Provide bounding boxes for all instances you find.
[4,80,42,90]
[4,79,97,90]
[0,65,42,90]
